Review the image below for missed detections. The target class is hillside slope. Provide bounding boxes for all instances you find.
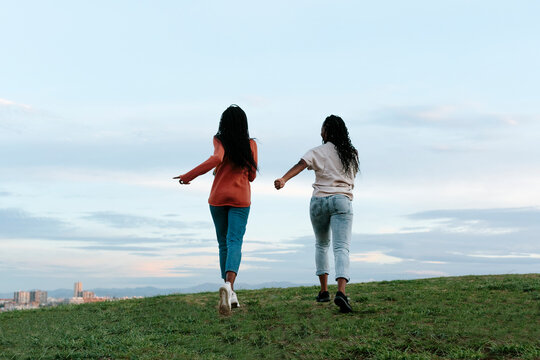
[1,274,539,359]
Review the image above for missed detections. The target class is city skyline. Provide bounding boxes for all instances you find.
[1,1,539,292]
[1,281,144,312]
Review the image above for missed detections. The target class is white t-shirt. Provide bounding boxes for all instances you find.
[302,142,356,200]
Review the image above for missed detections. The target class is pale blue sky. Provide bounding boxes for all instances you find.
[1,1,539,293]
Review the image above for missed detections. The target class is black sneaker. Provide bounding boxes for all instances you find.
[316,291,330,302]
[334,291,353,313]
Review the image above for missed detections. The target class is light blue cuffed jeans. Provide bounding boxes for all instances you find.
[310,195,353,282]
[209,205,250,280]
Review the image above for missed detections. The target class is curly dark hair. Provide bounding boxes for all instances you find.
[322,115,359,175]
[215,105,257,171]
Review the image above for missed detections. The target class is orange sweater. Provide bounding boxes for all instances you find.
[181,137,257,207]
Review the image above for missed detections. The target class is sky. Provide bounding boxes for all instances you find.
[1,1,539,294]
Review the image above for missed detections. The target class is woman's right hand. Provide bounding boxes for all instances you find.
[274,160,306,190]
[173,175,190,185]
[274,178,286,190]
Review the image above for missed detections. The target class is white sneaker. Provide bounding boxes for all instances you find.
[230,291,240,308]
[218,282,232,315]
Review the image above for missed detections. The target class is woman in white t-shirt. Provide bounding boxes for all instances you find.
[274,115,359,313]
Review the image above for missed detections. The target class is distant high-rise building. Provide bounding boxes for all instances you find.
[14,291,30,304]
[30,290,48,305]
[74,281,83,297]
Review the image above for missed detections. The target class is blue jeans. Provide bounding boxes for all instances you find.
[310,195,353,282]
[209,205,250,280]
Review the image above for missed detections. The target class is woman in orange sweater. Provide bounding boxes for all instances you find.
[174,105,257,315]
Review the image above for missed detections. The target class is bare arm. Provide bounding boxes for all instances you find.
[274,159,308,190]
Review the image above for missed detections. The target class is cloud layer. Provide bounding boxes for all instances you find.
[2,205,538,292]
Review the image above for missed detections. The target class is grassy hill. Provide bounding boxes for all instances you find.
[1,274,539,359]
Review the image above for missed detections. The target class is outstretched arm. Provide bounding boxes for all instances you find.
[274,159,308,190]
[173,137,224,185]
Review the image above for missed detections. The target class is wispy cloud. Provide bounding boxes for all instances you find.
[0,208,187,246]
[466,253,540,259]
[168,256,219,270]
[350,251,405,264]
[406,207,540,232]
[83,211,211,229]
[405,270,448,277]
[0,98,32,110]
[0,208,72,238]
[72,245,160,252]
[242,256,283,263]
[372,105,523,129]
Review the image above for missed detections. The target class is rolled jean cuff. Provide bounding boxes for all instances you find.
[316,271,329,276]
[335,276,350,283]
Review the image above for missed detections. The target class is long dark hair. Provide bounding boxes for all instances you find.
[323,115,359,175]
[215,105,257,171]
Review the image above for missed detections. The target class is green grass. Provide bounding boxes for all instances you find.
[1,274,539,359]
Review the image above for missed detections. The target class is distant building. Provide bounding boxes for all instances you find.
[82,291,95,299]
[0,298,14,310]
[68,297,84,305]
[14,291,30,304]
[30,290,48,305]
[74,281,83,297]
